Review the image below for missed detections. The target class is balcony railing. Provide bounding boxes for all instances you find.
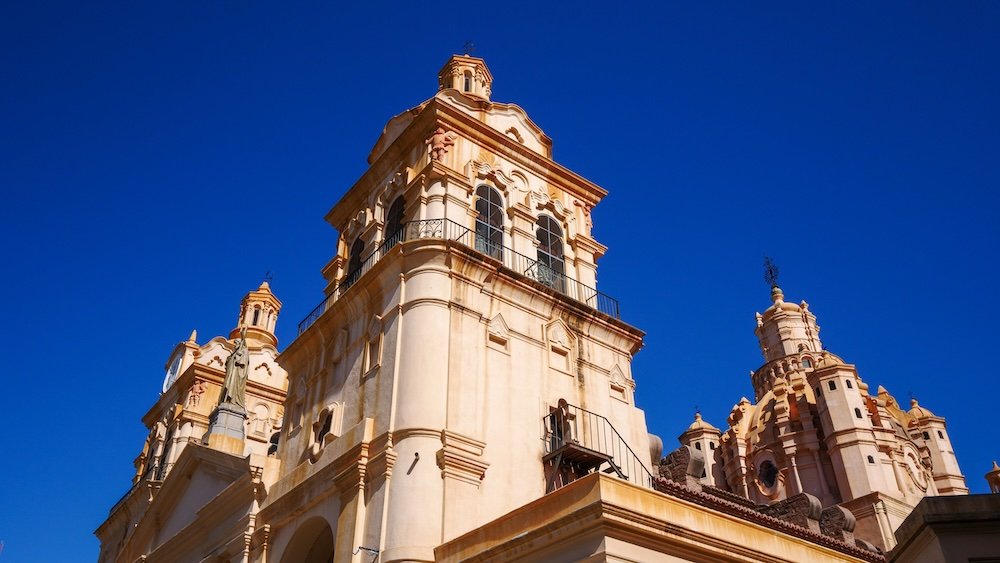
[542,402,654,491]
[298,218,621,334]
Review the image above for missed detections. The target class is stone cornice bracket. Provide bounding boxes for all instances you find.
[333,442,371,497]
[366,433,398,482]
[436,430,489,487]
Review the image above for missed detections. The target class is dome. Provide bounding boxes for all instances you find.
[687,412,720,433]
[908,398,936,419]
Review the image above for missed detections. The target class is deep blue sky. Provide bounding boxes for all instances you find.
[2,2,998,560]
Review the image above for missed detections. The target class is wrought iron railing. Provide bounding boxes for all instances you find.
[298,218,621,334]
[542,402,654,490]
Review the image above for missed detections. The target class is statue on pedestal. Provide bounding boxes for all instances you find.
[219,327,249,409]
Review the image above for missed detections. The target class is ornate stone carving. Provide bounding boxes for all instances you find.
[426,127,456,161]
[187,379,206,407]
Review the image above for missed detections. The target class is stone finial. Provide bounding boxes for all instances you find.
[987,461,1000,493]
[771,285,785,305]
[188,329,198,343]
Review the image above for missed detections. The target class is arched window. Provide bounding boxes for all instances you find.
[463,71,472,92]
[535,215,565,291]
[854,408,863,419]
[384,197,405,245]
[694,442,702,450]
[344,238,365,289]
[252,306,261,326]
[845,379,853,389]
[475,186,504,259]
[867,455,875,464]
[828,380,837,391]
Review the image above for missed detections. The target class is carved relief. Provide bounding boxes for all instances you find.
[426,127,457,161]
[254,362,273,378]
[187,379,207,407]
[469,160,528,196]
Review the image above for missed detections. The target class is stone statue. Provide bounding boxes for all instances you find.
[426,127,456,161]
[219,328,249,409]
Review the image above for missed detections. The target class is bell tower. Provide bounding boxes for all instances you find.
[272,54,649,563]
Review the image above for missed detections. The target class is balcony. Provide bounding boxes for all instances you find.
[298,218,621,334]
[542,401,654,492]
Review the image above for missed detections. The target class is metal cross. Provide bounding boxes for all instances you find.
[763,256,780,288]
[462,41,476,55]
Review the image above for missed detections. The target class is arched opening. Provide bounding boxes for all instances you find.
[759,460,779,488]
[280,517,335,563]
[475,185,504,259]
[463,71,472,92]
[535,215,565,291]
[384,196,405,246]
[343,238,365,289]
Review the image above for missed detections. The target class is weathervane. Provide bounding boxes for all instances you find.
[462,41,475,55]
[264,270,274,284]
[763,256,780,289]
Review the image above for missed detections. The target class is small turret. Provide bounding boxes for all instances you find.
[908,398,968,495]
[231,280,282,347]
[679,413,724,486]
[438,54,493,100]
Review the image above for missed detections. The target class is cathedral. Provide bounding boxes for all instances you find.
[96,55,997,563]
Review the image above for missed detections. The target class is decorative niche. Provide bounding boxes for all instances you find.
[546,320,574,374]
[487,313,510,353]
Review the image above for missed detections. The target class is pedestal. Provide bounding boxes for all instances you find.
[205,402,247,455]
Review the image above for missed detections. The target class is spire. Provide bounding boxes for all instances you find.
[438,54,493,100]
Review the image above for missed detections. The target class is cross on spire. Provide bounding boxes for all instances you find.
[763,256,780,289]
